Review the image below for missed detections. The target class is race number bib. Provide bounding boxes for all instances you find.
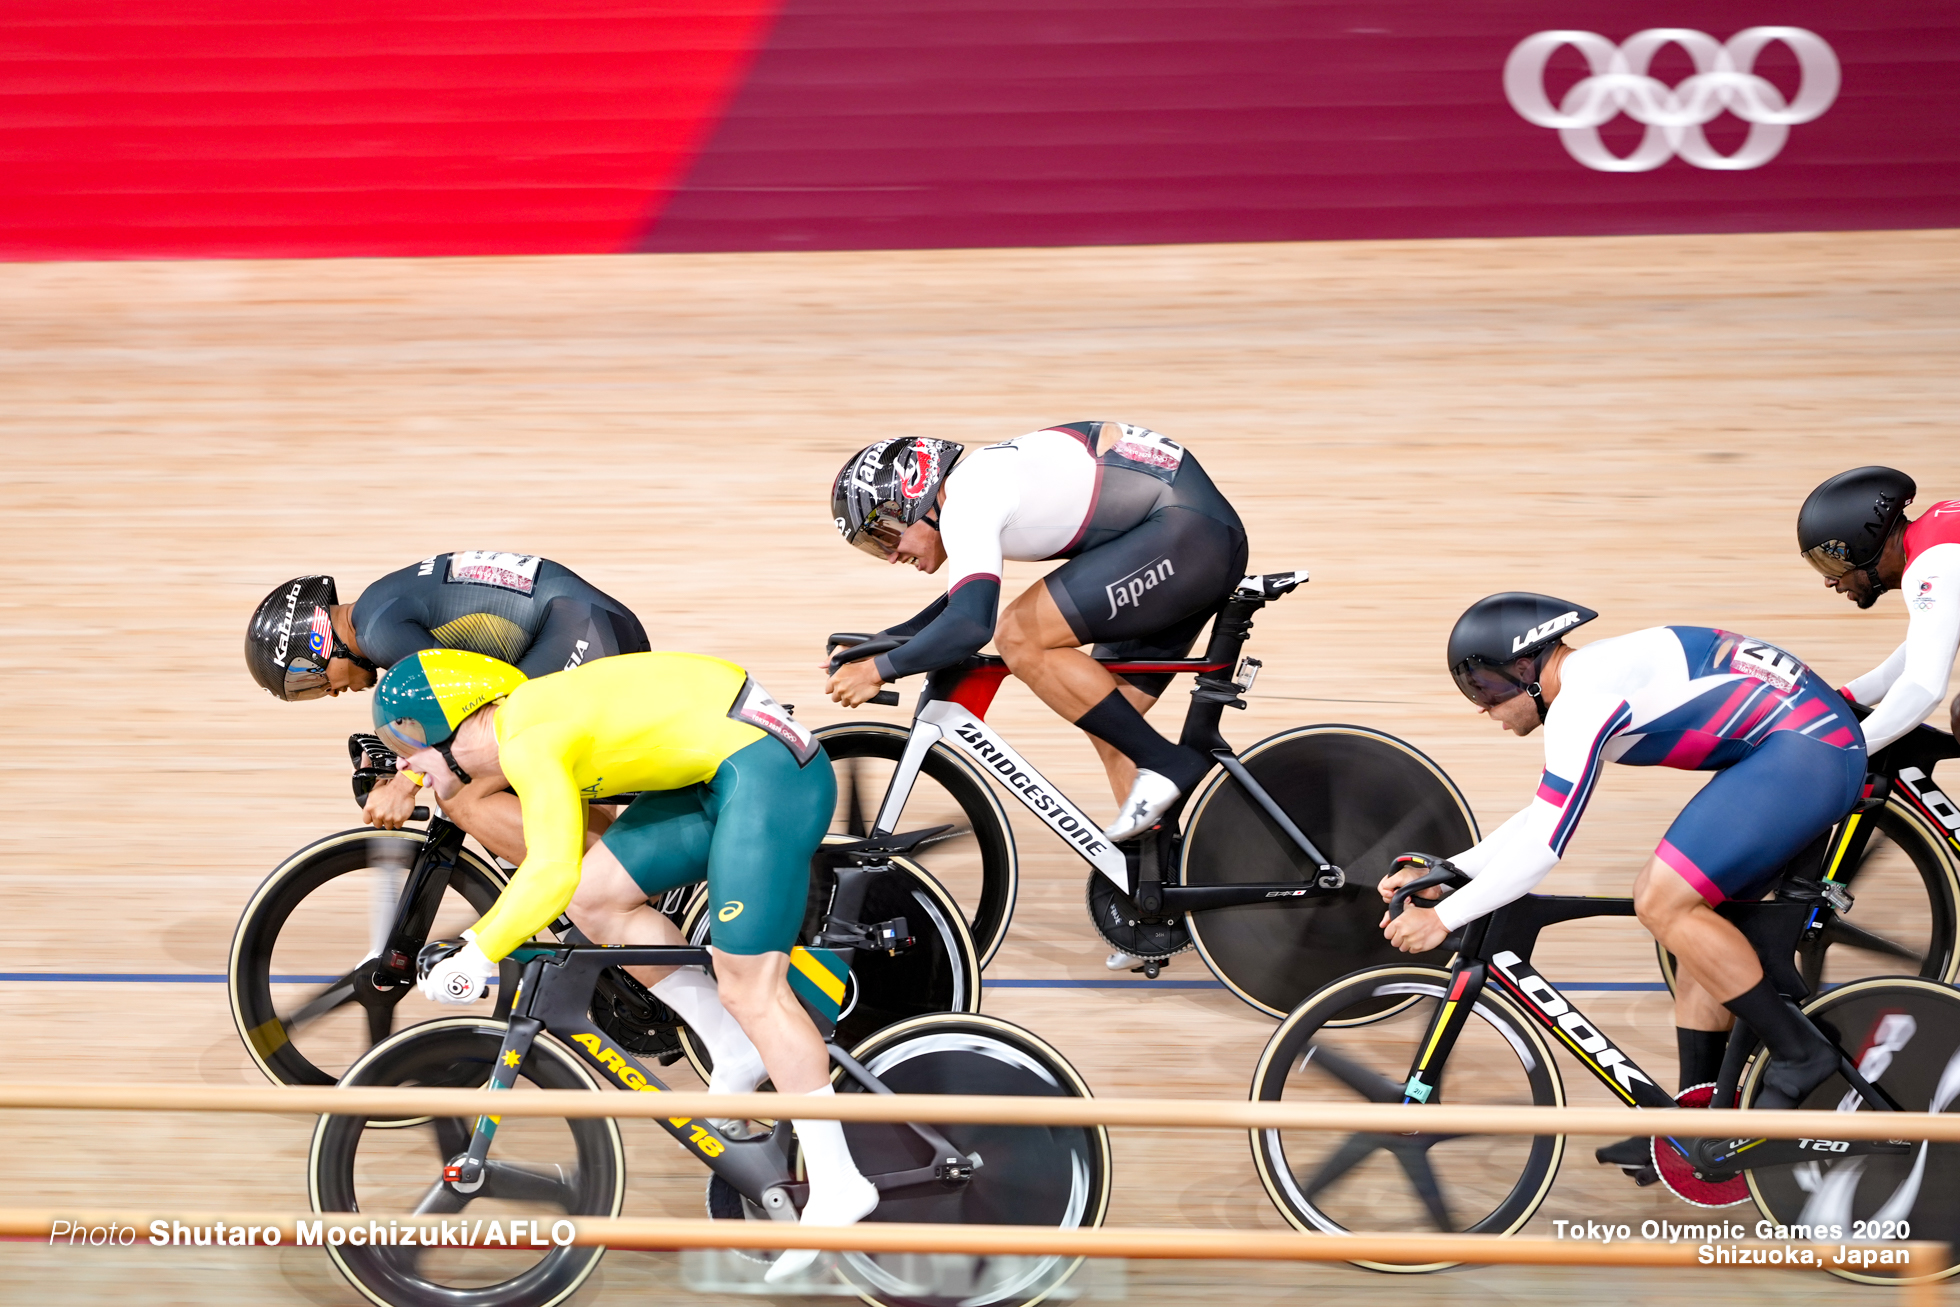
[1730,638,1806,693]
[1100,424,1185,483]
[729,677,820,766]
[446,551,543,594]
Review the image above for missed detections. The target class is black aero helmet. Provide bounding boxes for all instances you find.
[1447,592,1598,719]
[1797,466,1915,601]
[245,575,357,701]
[832,437,965,558]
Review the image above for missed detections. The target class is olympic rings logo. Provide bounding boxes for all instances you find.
[1504,28,1840,172]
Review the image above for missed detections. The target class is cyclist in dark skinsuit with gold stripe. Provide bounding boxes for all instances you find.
[244,552,649,861]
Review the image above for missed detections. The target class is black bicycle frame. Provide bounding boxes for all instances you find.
[1398,893,1909,1176]
[438,944,978,1216]
[869,576,1347,913]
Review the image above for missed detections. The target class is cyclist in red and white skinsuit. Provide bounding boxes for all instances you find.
[1796,468,1960,751]
[826,424,1248,843]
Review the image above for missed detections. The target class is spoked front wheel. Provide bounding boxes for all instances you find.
[309,1018,625,1307]
[830,1014,1113,1307]
[228,827,514,1088]
[1249,965,1563,1270]
[1743,976,1960,1284]
[1182,726,1479,1016]
[817,723,1019,967]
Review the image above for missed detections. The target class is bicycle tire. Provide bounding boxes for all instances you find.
[1249,964,1564,1269]
[1741,975,1960,1284]
[816,723,1019,968]
[1182,725,1479,1017]
[832,1013,1113,1307]
[676,853,982,1083]
[308,1017,625,1307]
[228,827,514,1091]
[1656,794,1960,995]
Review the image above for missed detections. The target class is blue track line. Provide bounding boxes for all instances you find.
[0,972,1670,991]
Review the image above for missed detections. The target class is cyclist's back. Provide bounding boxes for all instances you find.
[354,551,648,677]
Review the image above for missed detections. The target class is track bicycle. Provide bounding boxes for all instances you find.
[1249,860,1960,1282]
[823,570,1480,1015]
[1655,722,1960,993]
[230,735,979,1090]
[309,882,1112,1307]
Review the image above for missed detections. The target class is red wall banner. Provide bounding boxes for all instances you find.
[2,1,1957,260]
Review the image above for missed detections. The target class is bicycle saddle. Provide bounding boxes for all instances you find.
[1235,570,1310,600]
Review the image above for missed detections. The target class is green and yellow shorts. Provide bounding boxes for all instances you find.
[599,735,834,956]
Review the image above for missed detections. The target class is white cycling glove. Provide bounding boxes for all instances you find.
[418,934,498,1005]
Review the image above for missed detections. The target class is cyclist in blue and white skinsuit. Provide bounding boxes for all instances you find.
[1380,594,1867,1136]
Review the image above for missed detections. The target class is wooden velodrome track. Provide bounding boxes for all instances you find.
[3,229,1958,1305]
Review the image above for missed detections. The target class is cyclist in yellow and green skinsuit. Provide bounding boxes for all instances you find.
[373,648,874,1278]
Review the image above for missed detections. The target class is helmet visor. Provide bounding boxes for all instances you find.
[283,658,333,701]
[1801,540,1857,580]
[377,717,432,758]
[1451,659,1528,709]
[848,509,906,559]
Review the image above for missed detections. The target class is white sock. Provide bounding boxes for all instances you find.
[652,968,765,1094]
[765,1085,878,1283]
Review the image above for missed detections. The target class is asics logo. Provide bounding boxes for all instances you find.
[1504,27,1840,172]
[717,901,745,922]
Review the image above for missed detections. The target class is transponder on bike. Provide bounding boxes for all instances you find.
[245,552,649,860]
[1380,593,1868,1174]
[826,425,1248,844]
[372,648,873,1279]
[1797,467,1960,751]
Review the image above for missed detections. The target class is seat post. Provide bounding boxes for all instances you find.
[1178,595,1262,754]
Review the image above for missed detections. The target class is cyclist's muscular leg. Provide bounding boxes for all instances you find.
[996,582,1205,802]
[996,581,1125,720]
[1634,856,1763,1010]
[710,950,829,1094]
[567,840,691,989]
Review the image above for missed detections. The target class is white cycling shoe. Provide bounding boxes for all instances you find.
[1103,769,1183,843]
[1105,951,1141,971]
[763,1175,880,1283]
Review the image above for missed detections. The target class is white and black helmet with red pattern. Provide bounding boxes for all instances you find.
[831,438,965,558]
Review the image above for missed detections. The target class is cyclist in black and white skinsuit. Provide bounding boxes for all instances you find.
[826,423,1249,845]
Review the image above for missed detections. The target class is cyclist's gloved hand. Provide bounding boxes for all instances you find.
[418,935,497,1005]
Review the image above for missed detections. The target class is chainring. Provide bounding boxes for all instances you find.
[1654,1082,1751,1207]
[1086,872,1192,962]
[590,966,685,1061]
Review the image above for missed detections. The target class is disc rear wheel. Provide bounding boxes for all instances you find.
[1182,726,1478,1016]
[831,1014,1113,1307]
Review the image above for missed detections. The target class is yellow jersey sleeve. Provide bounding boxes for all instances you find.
[466,720,587,962]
